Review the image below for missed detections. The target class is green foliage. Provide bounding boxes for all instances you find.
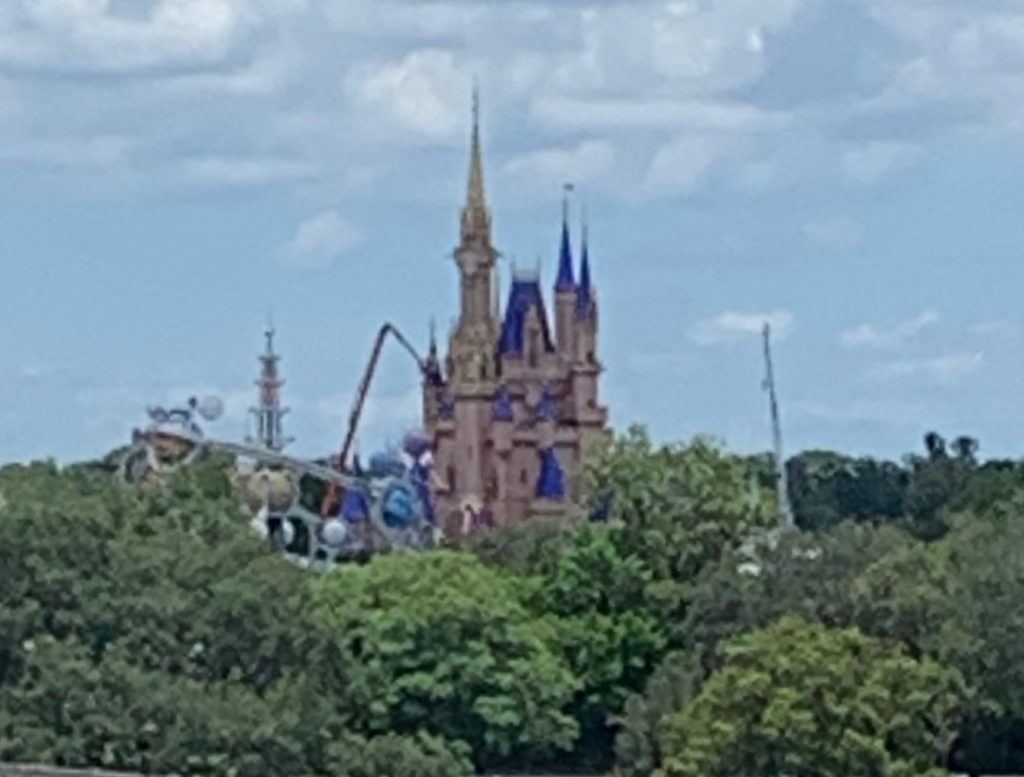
[583,426,774,639]
[310,551,579,770]
[656,617,963,777]
[613,521,914,776]
[466,514,576,575]
[787,451,907,530]
[853,503,1024,772]
[328,733,472,777]
[530,525,667,770]
[5,423,1024,777]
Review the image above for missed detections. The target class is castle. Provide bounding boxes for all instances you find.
[422,96,609,536]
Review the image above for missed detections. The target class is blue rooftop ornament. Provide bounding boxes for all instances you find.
[536,447,566,501]
[493,385,515,422]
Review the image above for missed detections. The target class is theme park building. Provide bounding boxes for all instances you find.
[423,100,609,535]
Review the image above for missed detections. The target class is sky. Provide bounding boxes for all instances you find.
[3,0,1024,465]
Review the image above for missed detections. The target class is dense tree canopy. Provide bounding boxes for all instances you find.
[0,425,1023,776]
[656,617,962,777]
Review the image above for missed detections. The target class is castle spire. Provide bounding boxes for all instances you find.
[461,84,491,244]
[555,183,575,292]
[576,214,593,319]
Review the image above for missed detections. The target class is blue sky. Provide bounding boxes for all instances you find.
[2,0,1024,464]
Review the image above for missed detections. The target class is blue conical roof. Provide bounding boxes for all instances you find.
[576,233,592,319]
[555,216,575,292]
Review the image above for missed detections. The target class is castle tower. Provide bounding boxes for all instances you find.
[554,190,576,362]
[451,86,499,377]
[248,326,293,452]
[570,220,609,467]
[441,88,500,531]
[425,91,609,535]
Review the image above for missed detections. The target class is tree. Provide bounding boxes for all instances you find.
[853,503,1024,773]
[328,733,472,777]
[529,525,667,770]
[656,617,963,777]
[786,451,908,531]
[904,432,979,540]
[310,551,579,771]
[582,426,774,645]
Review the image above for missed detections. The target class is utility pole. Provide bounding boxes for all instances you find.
[762,322,794,530]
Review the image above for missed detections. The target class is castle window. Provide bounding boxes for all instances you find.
[520,469,528,485]
[448,466,456,492]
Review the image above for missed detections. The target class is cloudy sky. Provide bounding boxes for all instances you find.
[3,0,1024,464]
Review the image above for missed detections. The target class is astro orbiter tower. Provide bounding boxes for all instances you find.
[248,326,293,452]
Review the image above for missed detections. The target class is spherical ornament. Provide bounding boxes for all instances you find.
[241,468,297,514]
[195,395,224,422]
[402,428,432,460]
[321,519,348,548]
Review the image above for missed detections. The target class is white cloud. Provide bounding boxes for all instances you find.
[283,210,362,270]
[645,134,720,196]
[842,141,921,186]
[803,217,861,251]
[970,320,1019,338]
[840,310,939,351]
[344,49,468,142]
[532,97,786,134]
[180,155,313,188]
[689,309,794,346]
[0,0,298,73]
[868,351,984,386]
[502,139,615,192]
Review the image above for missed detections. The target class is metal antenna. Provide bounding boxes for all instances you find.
[762,322,794,530]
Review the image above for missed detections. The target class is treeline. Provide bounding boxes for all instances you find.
[0,428,1021,776]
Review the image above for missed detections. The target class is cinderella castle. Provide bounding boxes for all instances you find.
[422,96,609,535]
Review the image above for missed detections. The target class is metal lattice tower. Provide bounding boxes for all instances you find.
[248,326,293,452]
[763,322,794,530]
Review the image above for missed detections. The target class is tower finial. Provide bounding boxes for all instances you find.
[555,183,575,292]
[461,82,490,243]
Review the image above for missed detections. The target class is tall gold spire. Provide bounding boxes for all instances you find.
[461,83,491,245]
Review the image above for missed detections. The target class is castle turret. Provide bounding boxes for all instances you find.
[554,192,576,362]
[451,86,499,373]
[570,220,609,470]
[442,88,500,532]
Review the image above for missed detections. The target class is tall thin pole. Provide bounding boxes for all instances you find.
[762,322,794,530]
